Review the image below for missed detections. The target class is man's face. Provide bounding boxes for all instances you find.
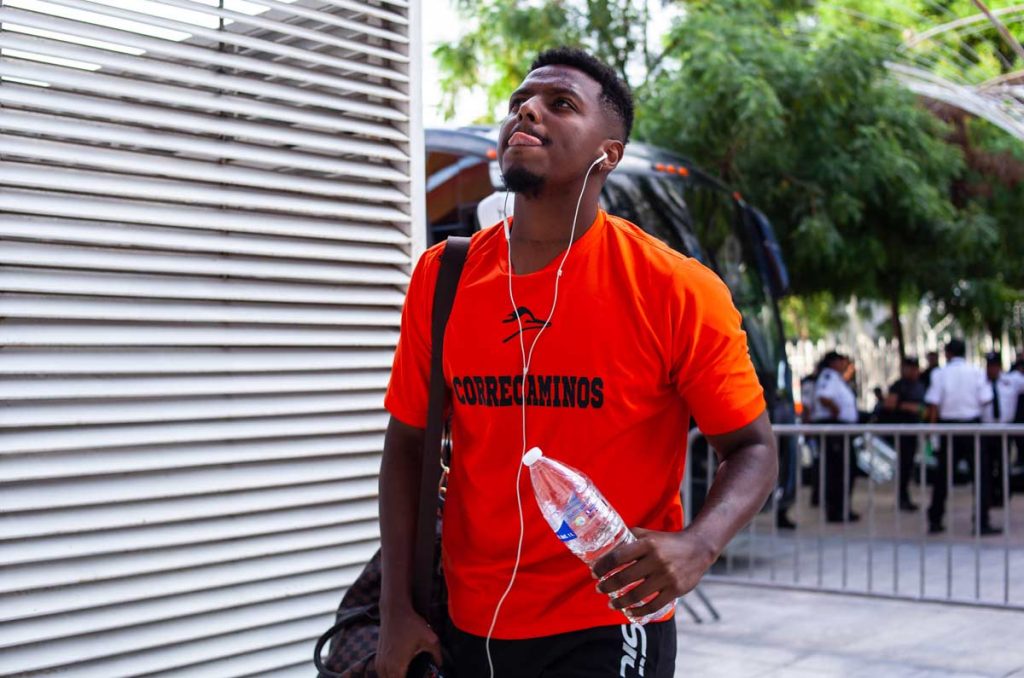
[987,363,1001,381]
[902,364,920,380]
[497,65,614,196]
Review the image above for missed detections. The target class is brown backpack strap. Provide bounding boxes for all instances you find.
[412,236,470,621]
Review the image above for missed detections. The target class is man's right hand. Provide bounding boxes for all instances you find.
[375,606,442,678]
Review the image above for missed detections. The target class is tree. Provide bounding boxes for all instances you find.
[926,114,1024,345]
[433,0,651,121]
[638,1,981,359]
[434,0,1020,356]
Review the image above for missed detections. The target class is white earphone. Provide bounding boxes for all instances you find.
[485,149,608,678]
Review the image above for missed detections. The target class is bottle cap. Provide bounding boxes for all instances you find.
[522,447,543,467]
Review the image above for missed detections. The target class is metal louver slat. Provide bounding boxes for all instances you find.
[0,479,380,543]
[21,618,333,677]
[0,105,409,179]
[2,456,386,511]
[2,390,390,427]
[0,58,407,135]
[0,322,401,347]
[3,498,380,571]
[0,136,409,201]
[0,295,402,326]
[145,0,410,60]
[0,191,409,241]
[0,0,421,673]
[0,29,408,104]
[1,57,407,126]
[314,0,407,24]
[9,0,409,82]
[0,541,380,622]
[237,0,408,43]
[0,565,366,651]
[0,218,409,263]
[0,241,409,285]
[0,6,411,120]
[1,371,392,400]
[0,267,409,306]
[3,435,388,480]
[2,595,342,675]
[2,162,411,219]
[0,349,399,374]
[1,521,382,594]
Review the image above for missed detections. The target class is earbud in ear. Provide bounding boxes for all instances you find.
[594,151,608,166]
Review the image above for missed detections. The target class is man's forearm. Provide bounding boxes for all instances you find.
[687,434,777,562]
[378,417,426,615]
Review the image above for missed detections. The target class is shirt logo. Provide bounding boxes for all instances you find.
[502,306,551,343]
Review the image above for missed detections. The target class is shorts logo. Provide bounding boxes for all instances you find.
[620,623,647,677]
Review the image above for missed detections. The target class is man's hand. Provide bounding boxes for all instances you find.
[375,606,442,678]
[591,527,716,620]
[592,410,776,620]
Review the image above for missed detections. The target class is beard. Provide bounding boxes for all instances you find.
[502,165,545,198]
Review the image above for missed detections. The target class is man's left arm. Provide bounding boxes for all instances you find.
[593,410,777,617]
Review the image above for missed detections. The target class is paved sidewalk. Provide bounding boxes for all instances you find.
[674,583,1024,677]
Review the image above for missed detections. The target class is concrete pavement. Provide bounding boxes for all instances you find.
[674,582,1024,677]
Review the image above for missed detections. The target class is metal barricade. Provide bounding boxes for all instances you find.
[684,423,1024,610]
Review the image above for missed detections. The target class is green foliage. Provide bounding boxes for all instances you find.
[641,1,965,314]
[816,0,1024,84]
[781,292,849,340]
[433,0,1024,343]
[433,0,650,121]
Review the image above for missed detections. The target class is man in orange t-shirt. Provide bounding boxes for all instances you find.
[377,47,777,678]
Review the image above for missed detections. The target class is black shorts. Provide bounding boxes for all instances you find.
[445,617,676,678]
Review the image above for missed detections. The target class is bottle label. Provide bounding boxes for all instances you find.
[555,520,578,542]
[564,492,596,525]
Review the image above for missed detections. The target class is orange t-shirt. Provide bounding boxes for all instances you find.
[384,210,765,639]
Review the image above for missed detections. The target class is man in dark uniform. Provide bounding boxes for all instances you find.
[882,356,926,511]
[1013,356,1024,469]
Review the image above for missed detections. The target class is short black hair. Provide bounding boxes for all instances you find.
[946,338,966,358]
[902,356,920,368]
[822,350,847,367]
[530,47,634,143]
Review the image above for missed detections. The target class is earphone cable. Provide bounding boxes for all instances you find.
[483,156,603,678]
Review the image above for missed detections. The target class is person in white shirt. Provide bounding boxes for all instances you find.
[983,354,1024,425]
[983,353,1024,510]
[811,351,860,523]
[924,339,994,535]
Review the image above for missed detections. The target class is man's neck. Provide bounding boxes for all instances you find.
[508,179,601,275]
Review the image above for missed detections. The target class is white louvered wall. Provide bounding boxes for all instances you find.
[0,0,422,674]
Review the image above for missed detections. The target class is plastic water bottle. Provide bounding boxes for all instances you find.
[522,447,674,624]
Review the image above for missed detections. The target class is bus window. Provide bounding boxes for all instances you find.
[683,184,785,395]
[426,153,493,245]
[601,174,687,254]
[640,176,705,261]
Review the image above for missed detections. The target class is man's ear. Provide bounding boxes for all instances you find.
[599,140,625,172]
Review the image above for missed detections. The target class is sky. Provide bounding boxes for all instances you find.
[421,2,490,128]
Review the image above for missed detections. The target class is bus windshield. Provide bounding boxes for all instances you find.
[605,172,789,404]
